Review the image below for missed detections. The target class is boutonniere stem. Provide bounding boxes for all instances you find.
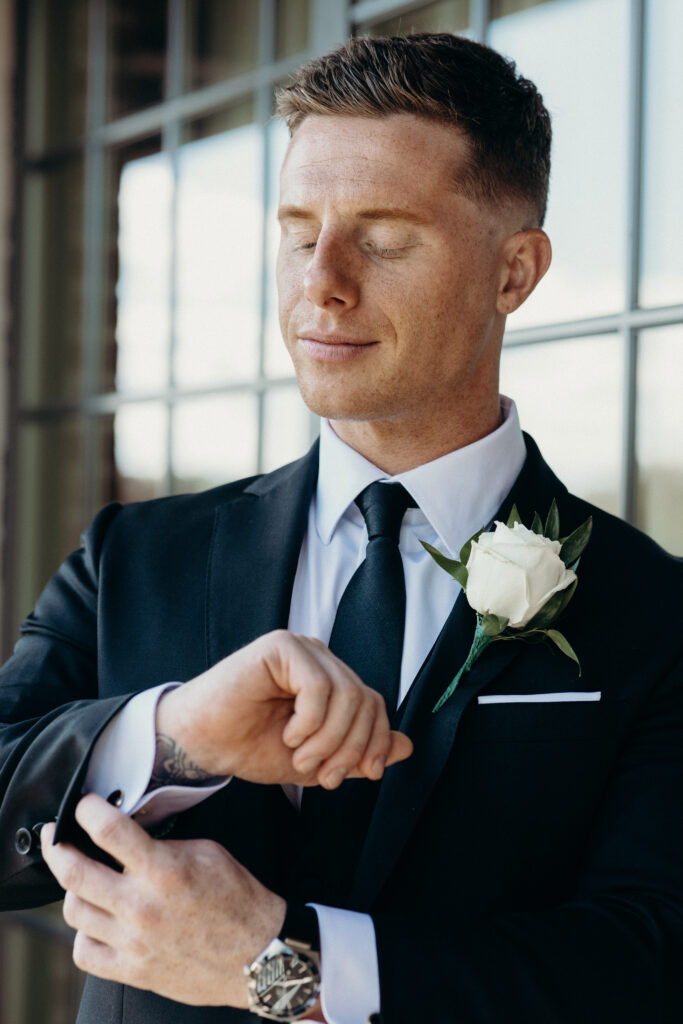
[423,500,592,714]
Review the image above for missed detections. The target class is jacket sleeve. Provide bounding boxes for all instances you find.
[373,649,683,1024]
[0,503,135,908]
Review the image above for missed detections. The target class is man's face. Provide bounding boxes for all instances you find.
[277,114,517,434]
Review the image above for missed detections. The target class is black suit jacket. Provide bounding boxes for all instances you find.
[0,435,682,1024]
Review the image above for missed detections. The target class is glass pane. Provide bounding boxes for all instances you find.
[111,140,172,395]
[174,105,262,389]
[16,419,85,625]
[24,0,88,152]
[20,160,85,405]
[106,0,168,120]
[92,404,170,508]
[184,0,259,89]
[264,115,294,378]
[640,0,683,308]
[635,327,683,555]
[500,335,624,515]
[357,0,469,35]
[262,385,314,473]
[275,0,311,59]
[171,393,259,492]
[489,0,629,327]
[491,0,548,16]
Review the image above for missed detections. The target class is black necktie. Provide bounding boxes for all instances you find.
[296,483,415,905]
[328,481,416,711]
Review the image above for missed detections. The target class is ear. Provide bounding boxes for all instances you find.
[496,229,552,315]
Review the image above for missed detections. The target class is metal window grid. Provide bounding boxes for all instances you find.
[3,0,683,656]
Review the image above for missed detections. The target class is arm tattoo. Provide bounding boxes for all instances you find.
[148,733,224,791]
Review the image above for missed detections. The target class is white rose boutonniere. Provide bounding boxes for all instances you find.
[422,501,592,713]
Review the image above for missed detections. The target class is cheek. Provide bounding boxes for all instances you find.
[275,264,300,329]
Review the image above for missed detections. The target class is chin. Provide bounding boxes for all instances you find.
[294,367,404,424]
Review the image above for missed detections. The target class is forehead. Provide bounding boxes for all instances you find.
[279,113,469,211]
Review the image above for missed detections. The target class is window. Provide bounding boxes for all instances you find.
[2,1,682,1018]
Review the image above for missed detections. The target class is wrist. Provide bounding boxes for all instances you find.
[152,686,230,784]
[245,898,322,1021]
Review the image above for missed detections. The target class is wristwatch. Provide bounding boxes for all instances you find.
[244,903,321,1021]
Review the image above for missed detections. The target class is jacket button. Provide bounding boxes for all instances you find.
[107,790,124,808]
[15,828,33,855]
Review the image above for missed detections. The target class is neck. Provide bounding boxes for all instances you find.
[329,397,503,475]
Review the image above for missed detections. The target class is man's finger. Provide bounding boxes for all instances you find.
[41,832,123,914]
[308,696,382,786]
[63,890,116,945]
[74,793,154,871]
[386,730,413,766]
[72,931,122,982]
[291,677,366,774]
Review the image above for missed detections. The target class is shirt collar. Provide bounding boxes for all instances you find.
[315,396,526,557]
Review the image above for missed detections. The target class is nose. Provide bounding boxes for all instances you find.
[303,234,360,310]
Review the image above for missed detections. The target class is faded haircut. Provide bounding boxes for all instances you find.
[275,33,552,227]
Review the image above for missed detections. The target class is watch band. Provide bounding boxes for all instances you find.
[278,901,320,953]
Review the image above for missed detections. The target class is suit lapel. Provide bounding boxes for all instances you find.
[350,434,570,908]
[206,442,319,666]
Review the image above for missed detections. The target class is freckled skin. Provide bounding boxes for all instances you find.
[277,114,551,473]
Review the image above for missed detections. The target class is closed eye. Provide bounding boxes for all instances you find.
[365,242,413,259]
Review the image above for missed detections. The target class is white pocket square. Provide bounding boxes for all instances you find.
[478,692,602,704]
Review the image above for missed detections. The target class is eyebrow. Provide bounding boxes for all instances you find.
[277,205,430,226]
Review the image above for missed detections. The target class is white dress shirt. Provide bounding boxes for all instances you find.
[85,396,526,1023]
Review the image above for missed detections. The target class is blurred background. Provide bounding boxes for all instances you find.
[0,0,681,1019]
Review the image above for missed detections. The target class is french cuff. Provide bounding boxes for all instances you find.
[83,682,230,828]
[308,904,380,1024]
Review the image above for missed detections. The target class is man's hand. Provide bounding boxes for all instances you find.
[155,630,413,789]
[41,794,286,1008]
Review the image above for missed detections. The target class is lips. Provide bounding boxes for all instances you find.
[296,332,378,363]
[298,333,375,346]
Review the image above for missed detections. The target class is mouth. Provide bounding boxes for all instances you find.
[296,333,378,363]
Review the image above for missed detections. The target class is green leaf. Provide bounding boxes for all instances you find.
[545,629,581,675]
[481,613,509,637]
[544,499,560,541]
[458,525,485,566]
[419,540,468,588]
[530,512,544,535]
[523,578,578,631]
[513,630,546,645]
[559,516,593,567]
[506,504,522,528]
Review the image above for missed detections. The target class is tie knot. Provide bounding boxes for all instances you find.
[355,482,415,544]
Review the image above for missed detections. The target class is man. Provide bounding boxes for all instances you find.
[1,32,682,1024]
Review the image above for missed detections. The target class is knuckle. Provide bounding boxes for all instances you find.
[372,691,389,716]
[91,813,122,851]
[342,740,368,767]
[62,891,79,928]
[127,891,157,930]
[72,932,89,971]
[61,859,84,894]
[126,931,151,962]
[310,670,332,694]
[339,681,362,707]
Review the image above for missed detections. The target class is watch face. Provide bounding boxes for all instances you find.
[252,950,320,1020]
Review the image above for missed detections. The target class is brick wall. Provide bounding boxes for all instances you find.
[0,0,14,625]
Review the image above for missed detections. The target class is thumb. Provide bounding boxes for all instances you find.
[386,730,413,767]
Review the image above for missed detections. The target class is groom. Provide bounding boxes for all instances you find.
[1,32,682,1024]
